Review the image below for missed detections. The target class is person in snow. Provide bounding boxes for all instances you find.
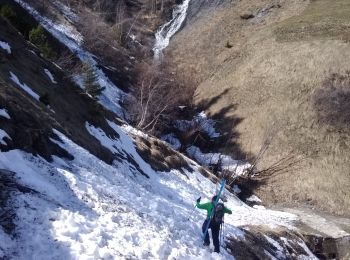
[196,195,232,253]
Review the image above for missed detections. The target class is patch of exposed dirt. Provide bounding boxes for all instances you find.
[134,135,190,173]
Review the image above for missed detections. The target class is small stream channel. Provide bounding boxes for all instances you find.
[153,0,191,61]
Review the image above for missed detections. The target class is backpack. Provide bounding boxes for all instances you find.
[212,202,225,224]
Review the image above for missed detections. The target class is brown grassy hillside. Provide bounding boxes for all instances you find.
[169,0,350,216]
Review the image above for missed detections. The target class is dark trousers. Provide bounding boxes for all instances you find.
[202,219,221,253]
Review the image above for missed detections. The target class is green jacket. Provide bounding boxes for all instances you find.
[196,201,232,218]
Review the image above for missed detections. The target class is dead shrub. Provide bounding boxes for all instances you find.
[125,62,196,134]
[313,72,350,131]
[79,10,117,52]
[212,127,305,188]
[245,126,305,182]
[55,50,77,71]
[134,136,189,172]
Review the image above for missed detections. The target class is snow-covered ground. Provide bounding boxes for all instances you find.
[0,118,317,259]
[10,71,40,101]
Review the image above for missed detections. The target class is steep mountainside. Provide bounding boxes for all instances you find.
[0,11,323,258]
[0,0,350,259]
[169,0,350,217]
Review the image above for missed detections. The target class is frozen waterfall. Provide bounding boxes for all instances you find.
[153,0,191,61]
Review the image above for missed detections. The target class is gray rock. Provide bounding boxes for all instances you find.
[240,13,255,20]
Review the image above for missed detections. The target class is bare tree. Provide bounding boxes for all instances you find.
[114,0,126,44]
[234,127,305,185]
[151,0,165,13]
[126,62,196,133]
[55,50,76,70]
[205,126,307,189]
[151,0,157,14]
[146,0,160,14]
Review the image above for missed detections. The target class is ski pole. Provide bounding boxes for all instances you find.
[220,214,225,248]
[221,222,225,247]
[188,201,197,221]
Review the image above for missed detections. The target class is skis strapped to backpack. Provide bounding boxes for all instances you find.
[202,179,226,241]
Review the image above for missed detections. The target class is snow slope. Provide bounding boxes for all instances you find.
[0,118,315,259]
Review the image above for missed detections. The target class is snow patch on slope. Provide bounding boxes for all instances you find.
[122,124,149,139]
[297,241,318,260]
[0,40,11,54]
[0,129,11,145]
[264,235,285,259]
[44,68,57,84]
[187,146,250,175]
[161,133,182,150]
[175,112,220,138]
[0,109,10,119]
[9,71,40,101]
[15,0,82,43]
[108,120,155,177]
[247,195,262,203]
[14,0,125,117]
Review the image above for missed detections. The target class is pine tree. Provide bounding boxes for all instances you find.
[29,26,57,59]
[83,64,105,98]
[0,5,16,20]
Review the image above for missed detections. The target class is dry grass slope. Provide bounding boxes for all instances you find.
[275,0,350,42]
[169,0,350,216]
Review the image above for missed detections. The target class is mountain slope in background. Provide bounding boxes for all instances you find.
[169,0,350,217]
